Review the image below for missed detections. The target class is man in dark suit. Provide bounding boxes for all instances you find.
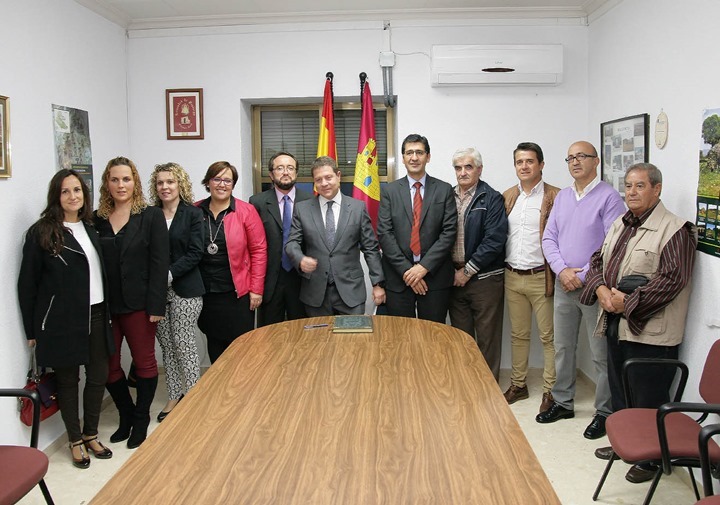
[249,151,312,326]
[377,134,458,322]
[285,156,385,316]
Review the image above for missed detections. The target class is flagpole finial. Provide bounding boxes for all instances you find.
[326,72,333,81]
[359,72,367,84]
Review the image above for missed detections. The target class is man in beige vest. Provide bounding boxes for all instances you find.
[502,143,560,413]
[580,163,697,483]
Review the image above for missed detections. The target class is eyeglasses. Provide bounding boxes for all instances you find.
[565,153,597,163]
[210,177,234,186]
[404,149,427,157]
[274,166,296,173]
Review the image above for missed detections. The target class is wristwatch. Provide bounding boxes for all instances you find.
[463,266,473,277]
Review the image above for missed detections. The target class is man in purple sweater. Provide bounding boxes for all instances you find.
[535,141,626,440]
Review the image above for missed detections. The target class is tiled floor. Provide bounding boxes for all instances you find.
[18,369,698,504]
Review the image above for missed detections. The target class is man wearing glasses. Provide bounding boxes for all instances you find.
[377,134,457,322]
[250,151,312,326]
[536,141,626,441]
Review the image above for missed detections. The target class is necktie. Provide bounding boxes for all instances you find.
[281,195,292,271]
[326,201,335,284]
[411,181,422,257]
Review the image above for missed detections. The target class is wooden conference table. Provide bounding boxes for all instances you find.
[91,316,559,504]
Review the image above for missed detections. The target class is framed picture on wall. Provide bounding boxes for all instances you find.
[166,88,204,140]
[600,113,649,198]
[0,95,11,178]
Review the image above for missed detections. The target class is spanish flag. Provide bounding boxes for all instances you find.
[317,74,337,160]
[352,77,380,230]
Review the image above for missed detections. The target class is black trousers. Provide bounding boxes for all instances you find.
[54,304,110,442]
[607,331,679,412]
[385,286,451,323]
[257,268,306,327]
[198,291,253,363]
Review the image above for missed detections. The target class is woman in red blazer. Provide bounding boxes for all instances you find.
[195,161,267,363]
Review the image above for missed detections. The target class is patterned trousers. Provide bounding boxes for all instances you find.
[156,286,202,401]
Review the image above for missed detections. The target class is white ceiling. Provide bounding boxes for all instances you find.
[74,0,619,30]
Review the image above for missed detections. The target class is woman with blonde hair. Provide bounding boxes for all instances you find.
[149,162,204,422]
[95,156,168,449]
[18,169,114,468]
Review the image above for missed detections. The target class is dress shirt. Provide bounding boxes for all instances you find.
[505,181,545,269]
[408,174,427,262]
[318,192,342,230]
[451,184,476,265]
[572,174,601,201]
[275,186,297,215]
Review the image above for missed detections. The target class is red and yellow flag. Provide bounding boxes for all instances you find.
[317,75,337,160]
[352,79,380,230]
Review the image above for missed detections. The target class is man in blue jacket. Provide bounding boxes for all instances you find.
[449,148,508,381]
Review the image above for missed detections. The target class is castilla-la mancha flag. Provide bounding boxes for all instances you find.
[317,76,337,161]
[352,80,380,230]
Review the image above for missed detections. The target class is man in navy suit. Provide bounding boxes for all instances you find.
[377,134,458,322]
[286,156,386,316]
[250,151,312,326]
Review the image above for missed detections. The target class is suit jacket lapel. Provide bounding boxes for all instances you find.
[420,177,436,224]
[266,191,283,230]
[400,177,413,222]
[168,203,182,234]
[310,198,332,250]
[120,213,141,256]
[332,197,352,250]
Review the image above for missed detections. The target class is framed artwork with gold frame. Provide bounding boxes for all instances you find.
[166,88,204,140]
[0,95,11,178]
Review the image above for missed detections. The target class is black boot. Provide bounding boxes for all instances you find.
[127,375,158,449]
[106,377,135,443]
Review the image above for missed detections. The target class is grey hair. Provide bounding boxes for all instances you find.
[626,163,662,186]
[452,148,483,168]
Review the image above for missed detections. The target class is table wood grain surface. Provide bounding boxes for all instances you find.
[91,316,559,504]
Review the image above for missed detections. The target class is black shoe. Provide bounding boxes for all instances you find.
[69,440,90,469]
[594,446,614,460]
[535,402,575,423]
[583,414,607,440]
[626,463,659,483]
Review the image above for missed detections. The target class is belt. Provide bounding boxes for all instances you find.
[505,264,545,275]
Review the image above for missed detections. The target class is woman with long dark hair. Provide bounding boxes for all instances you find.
[95,156,169,449]
[149,162,204,421]
[196,161,267,362]
[18,169,114,468]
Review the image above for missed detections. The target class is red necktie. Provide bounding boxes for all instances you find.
[411,181,422,257]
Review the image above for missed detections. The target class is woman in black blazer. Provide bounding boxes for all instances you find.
[94,157,169,449]
[18,169,114,468]
[149,162,205,422]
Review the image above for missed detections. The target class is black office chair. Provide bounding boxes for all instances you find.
[0,388,55,505]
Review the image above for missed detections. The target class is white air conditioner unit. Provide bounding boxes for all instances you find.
[431,44,563,86]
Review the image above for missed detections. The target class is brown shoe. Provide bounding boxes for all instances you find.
[503,384,529,404]
[539,392,554,413]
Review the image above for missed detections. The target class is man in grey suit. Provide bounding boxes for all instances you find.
[286,156,386,316]
[378,134,458,322]
[250,151,312,326]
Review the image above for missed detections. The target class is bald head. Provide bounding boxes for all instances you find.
[566,140,600,190]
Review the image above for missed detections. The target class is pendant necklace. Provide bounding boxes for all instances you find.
[207,213,226,255]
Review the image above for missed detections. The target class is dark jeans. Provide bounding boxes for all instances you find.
[198,291,253,363]
[607,331,679,412]
[55,304,110,442]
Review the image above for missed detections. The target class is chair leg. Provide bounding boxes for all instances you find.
[641,467,664,505]
[39,479,55,505]
[593,453,619,501]
[687,467,700,501]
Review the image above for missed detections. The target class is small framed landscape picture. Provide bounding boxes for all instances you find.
[166,88,204,140]
[0,95,11,178]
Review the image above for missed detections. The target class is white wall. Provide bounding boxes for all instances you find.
[589,0,720,400]
[0,0,129,447]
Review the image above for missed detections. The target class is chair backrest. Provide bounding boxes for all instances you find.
[698,423,720,497]
[0,389,41,448]
[699,340,720,404]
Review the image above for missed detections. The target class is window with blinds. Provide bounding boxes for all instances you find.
[251,102,395,194]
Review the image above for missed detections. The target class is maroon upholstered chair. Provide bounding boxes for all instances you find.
[697,423,720,504]
[593,339,720,505]
[0,389,54,505]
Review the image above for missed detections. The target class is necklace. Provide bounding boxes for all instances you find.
[207,213,226,255]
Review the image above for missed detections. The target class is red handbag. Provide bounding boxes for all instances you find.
[18,349,59,426]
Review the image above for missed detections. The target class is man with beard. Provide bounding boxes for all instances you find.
[250,151,312,326]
